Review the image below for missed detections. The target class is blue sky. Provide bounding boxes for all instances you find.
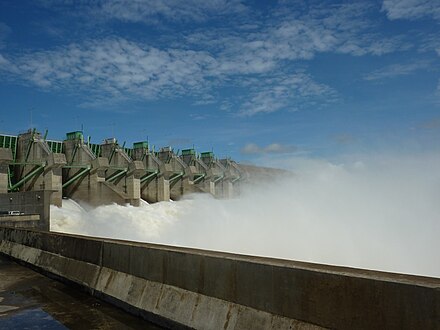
[0,0,439,164]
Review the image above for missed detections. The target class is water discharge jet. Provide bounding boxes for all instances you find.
[51,151,440,278]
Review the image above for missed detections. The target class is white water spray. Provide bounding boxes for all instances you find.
[51,152,440,278]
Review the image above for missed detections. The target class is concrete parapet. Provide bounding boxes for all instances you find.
[0,228,438,329]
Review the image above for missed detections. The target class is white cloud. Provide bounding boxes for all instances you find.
[0,54,9,66]
[0,36,336,115]
[1,38,218,101]
[186,3,407,76]
[39,0,247,23]
[382,0,440,21]
[241,143,297,155]
[239,73,337,116]
[364,60,431,81]
[0,2,414,115]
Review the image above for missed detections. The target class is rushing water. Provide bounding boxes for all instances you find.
[51,152,440,278]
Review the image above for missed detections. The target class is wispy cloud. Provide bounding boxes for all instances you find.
[39,0,247,23]
[364,60,431,81]
[0,2,414,115]
[0,36,336,114]
[239,73,337,116]
[382,0,440,21]
[241,143,297,155]
[185,2,408,76]
[1,38,217,101]
[0,54,9,66]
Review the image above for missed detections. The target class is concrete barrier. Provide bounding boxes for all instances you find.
[0,227,438,329]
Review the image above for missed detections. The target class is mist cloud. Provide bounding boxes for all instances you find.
[51,151,440,278]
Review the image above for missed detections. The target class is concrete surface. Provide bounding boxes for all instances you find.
[15,130,66,206]
[0,191,52,231]
[0,148,13,194]
[0,254,162,329]
[4,129,293,207]
[0,227,438,329]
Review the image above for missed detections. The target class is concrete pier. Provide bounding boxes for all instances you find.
[200,152,238,198]
[220,158,242,198]
[14,130,66,207]
[100,138,144,207]
[62,132,127,207]
[180,149,213,197]
[157,147,192,201]
[132,142,170,203]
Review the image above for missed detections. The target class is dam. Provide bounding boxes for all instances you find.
[0,129,246,208]
[0,129,439,329]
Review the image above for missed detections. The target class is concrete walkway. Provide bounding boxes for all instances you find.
[0,254,162,329]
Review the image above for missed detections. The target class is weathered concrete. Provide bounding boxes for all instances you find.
[0,227,438,329]
[13,130,66,206]
[220,159,242,198]
[132,144,171,203]
[63,135,138,207]
[101,139,144,206]
[3,130,253,206]
[158,148,192,201]
[180,150,214,198]
[0,191,51,230]
[0,148,13,194]
[0,254,163,328]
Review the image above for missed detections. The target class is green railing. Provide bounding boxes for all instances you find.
[88,143,102,157]
[124,148,133,158]
[0,134,18,160]
[46,140,64,153]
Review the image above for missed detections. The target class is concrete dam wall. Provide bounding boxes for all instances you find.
[0,227,438,329]
[0,129,250,208]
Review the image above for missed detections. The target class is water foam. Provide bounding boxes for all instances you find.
[50,152,440,278]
